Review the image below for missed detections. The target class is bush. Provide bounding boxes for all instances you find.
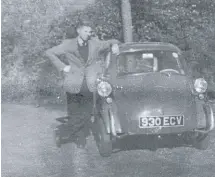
[2,0,215,103]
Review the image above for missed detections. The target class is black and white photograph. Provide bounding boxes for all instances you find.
[1,0,215,176]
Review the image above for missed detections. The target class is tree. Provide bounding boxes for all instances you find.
[121,0,133,42]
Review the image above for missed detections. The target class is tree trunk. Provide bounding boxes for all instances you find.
[121,0,133,42]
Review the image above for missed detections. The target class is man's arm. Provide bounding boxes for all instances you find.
[45,41,68,72]
[95,38,121,54]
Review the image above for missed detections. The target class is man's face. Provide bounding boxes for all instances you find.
[77,26,92,41]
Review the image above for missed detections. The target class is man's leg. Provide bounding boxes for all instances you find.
[65,91,93,148]
[66,92,80,117]
[74,92,93,148]
[65,92,86,132]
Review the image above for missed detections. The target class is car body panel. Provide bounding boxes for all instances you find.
[109,73,197,134]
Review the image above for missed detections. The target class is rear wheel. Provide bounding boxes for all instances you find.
[94,117,112,157]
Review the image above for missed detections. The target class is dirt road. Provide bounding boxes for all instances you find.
[2,103,215,177]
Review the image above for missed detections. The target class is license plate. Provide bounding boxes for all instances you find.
[139,115,184,128]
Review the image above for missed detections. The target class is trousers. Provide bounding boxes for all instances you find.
[65,76,93,137]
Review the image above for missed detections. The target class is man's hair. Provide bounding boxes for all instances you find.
[76,20,93,30]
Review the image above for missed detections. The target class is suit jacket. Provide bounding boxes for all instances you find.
[46,37,119,93]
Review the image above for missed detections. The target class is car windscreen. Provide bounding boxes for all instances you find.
[117,50,185,76]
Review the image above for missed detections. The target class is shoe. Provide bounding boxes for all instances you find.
[76,131,87,149]
[54,128,61,148]
[56,116,70,123]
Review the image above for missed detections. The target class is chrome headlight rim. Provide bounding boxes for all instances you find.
[194,78,208,93]
[97,81,112,97]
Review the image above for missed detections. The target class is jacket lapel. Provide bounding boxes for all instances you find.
[86,40,95,66]
[70,38,96,66]
[71,37,85,65]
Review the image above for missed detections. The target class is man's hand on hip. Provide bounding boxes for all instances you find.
[63,65,71,73]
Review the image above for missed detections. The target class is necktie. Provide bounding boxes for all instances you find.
[83,41,87,46]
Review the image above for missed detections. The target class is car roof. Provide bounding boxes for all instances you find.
[119,42,182,53]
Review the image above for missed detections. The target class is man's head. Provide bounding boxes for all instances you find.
[76,20,93,41]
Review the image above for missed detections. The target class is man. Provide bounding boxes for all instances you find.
[45,20,119,148]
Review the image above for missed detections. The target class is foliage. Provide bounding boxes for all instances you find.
[1,0,93,102]
[44,0,215,68]
[2,0,215,102]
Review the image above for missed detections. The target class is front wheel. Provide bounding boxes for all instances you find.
[54,127,62,148]
[94,117,112,157]
[193,133,210,150]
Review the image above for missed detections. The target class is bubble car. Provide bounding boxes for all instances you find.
[91,42,214,157]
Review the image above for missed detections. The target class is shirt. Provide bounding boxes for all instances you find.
[77,39,89,64]
[77,39,90,93]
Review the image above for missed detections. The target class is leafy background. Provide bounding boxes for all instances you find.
[2,0,215,104]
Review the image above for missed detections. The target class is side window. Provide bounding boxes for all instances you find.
[117,54,126,74]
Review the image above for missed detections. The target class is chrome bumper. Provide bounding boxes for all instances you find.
[107,99,214,136]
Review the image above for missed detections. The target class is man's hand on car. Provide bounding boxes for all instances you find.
[111,43,120,55]
[63,65,71,73]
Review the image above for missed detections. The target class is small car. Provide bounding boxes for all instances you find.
[91,42,215,157]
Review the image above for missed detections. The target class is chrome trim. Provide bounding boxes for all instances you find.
[109,109,117,136]
[109,108,123,136]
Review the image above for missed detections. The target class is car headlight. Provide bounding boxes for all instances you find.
[97,81,112,97]
[194,78,208,93]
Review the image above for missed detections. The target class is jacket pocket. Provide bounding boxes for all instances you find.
[62,72,84,94]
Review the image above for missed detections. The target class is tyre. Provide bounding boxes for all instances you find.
[54,127,62,148]
[193,133,210,150]
[94,117,112,157]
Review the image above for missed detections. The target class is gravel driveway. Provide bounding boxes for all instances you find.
[2,103,215,177]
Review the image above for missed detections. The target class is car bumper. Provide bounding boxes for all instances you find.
[108,102,214,137]
[112,133,195,151]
